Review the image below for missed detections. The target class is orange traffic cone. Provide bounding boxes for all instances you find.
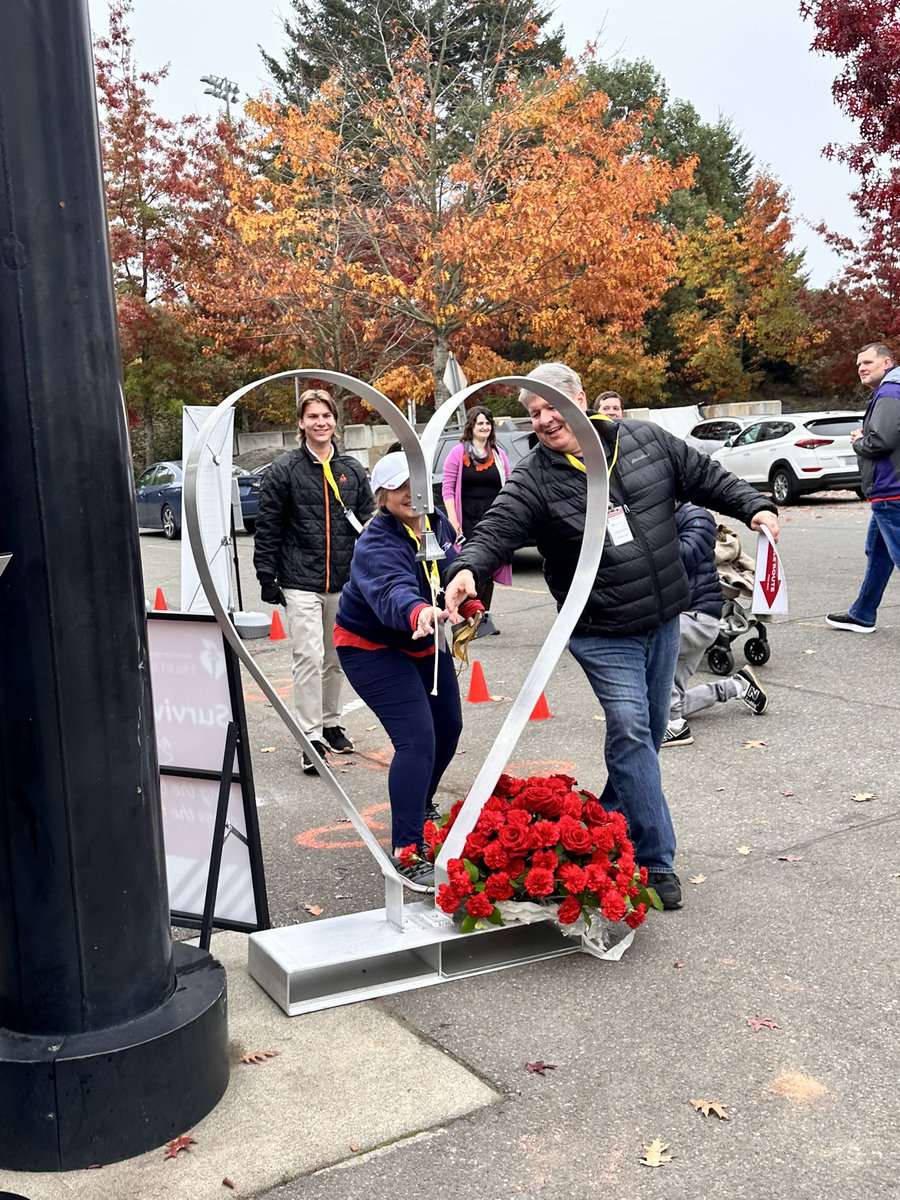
[269,610,288,641]
[153,587,168,611]
[529,691,553,720]
[466,659,491,703]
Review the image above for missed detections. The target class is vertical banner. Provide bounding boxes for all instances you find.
[181,406,235,613]
[752,529,788,614]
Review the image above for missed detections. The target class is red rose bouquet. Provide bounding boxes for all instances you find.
[421,773,662,934]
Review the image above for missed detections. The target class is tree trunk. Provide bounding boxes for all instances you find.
[433,333,450,406]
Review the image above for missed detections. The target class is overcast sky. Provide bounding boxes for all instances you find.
[86,0,860,286]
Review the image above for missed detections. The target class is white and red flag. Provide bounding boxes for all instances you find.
[752,528,788,614]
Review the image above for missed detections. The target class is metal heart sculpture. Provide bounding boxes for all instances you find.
[183,370,608,917]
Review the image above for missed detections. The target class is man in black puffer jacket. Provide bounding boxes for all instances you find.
[444,364,779,910]
[254,388,374,773]
[662,503,768,749]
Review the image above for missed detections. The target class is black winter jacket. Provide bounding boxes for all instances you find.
[675,503,723,619]
[253,444,374,593]
[449,417,775,637]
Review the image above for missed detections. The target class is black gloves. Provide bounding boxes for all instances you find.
[260,578,286,607]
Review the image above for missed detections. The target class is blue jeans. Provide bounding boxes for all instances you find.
[849,501,900,625]
[336,646,462,849]
[568,617,680,873]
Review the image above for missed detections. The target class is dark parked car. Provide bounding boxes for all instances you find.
[135,461,254,538]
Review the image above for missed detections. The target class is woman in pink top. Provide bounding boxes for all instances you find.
[441,406,512,635]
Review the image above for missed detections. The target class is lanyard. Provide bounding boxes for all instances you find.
[404,516,443,594]
[320,454,363,533]
[564,417,619,478]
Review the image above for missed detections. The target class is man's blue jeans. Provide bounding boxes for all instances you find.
[568,616,680,873]
[849,500,900,625]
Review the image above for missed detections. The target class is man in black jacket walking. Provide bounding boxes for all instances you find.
[444,364,778,909]
[254,389,374,773]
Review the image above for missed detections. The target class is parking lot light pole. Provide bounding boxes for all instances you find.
[0,0,228,1171]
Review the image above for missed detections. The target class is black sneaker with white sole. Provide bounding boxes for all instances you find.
[736,666,768,714]
[392,850,435,892]
[646,871,683,910]
[825,611,876,633]
[662,724,693,747]
[302,740,330,775]
[323,725,354,753]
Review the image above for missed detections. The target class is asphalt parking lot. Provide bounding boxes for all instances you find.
[111,490,900,1200]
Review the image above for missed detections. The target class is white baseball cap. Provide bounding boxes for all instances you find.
[370,451,410,492]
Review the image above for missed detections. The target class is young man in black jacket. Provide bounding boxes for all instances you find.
[254,389,374,773]
[444,363,778,909]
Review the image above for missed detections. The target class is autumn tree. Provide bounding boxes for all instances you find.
[667,174,815,400]
[801,0,900,338]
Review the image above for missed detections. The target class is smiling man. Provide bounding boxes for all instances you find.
[826,342,900,634]
[444,362,778,910]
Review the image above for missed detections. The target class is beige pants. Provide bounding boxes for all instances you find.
[283,589,344,739]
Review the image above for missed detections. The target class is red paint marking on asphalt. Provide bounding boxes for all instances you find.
[243,678,292,703]
[295,802,390,850]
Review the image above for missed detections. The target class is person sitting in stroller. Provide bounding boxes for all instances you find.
[663,503,768,747]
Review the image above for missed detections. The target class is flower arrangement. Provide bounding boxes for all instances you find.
[419,772,662,933]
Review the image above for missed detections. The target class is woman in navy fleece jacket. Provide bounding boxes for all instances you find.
[335,453,482,886]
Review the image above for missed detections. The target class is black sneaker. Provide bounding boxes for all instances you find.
[736,666,768,714]
[323,725,354,753]
[302,740,330,775]
[424,804,441,826]
[392,852,435,892]
[662,724,693,747]
[646,871,683,910]
[825,611,876,633]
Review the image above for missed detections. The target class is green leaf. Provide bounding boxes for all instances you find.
[463,858,480,883]
[460,914,476,933]
[646,887,664,912]
[486,907,504,926]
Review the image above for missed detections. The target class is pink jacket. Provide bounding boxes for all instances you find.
[441,442,513,587]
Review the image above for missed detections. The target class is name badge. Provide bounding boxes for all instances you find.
[606,506,633,546]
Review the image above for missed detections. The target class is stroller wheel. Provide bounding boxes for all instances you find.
[744,638,771,666]
[707,645,734,676]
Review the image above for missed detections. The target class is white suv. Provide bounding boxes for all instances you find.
[710,412,865,505]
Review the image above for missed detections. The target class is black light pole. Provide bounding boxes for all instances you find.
[0,0,228,1170]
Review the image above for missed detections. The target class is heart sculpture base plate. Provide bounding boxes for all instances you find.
[248,902,633,1016]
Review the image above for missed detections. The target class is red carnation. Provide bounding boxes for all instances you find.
[584,863,610,894]
[560,793,583,819]
[496,774,525,797]
[505,807,531,827]
[531,849,559,872]
[639,866,648,884]
[506,857,527,878]
[557,862,587,894]
[591,825,616,853]
[523,867,556,898]
[498,823,532,855]
[475,808,505,834]
[449,799,464,821]
[556,895,582,925]
[625,903,647,929]
[601,890,627,922]
[484,872,514,901]
[396,844,419,866]
[483,841,511,870]
[465,892,495,919]
[423,821,439,848]
[436,884,461,914]
[532,819,561,848]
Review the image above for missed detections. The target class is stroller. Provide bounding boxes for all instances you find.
[705,524,771,676]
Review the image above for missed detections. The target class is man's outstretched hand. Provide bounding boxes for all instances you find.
[444,570,477,620]
[750,511,780,544]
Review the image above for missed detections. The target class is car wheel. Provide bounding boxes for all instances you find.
[161,504,180,540]
[770,467,797,506]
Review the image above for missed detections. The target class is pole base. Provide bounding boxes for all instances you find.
[0,942,228,1171]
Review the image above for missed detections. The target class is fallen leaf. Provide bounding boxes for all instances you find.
[240,1049,280,1065]
[349,1144,361,1153]
[746,1016,780,1033]
[777,853,803,862]
[691,1099,730,1120]
[736,846,751,855]
[640,1138,674,1167]
[742,739,767,749]
[780,790,794,797]
[164,1135,196,1160]
[223,1179,236,1190]
[304,904,325,917]
[851,792,874,803]
[688,874,706,885]
[260,746,277,753]
[525,1060,556,1075]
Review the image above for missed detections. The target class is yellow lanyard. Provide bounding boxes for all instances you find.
[405,516,442,595]
[321,456,343,505]
[564,416,619,478]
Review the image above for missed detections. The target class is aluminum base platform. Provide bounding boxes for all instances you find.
[248,902,633,1015]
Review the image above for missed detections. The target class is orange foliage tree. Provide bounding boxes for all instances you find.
[668,175,816,400]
